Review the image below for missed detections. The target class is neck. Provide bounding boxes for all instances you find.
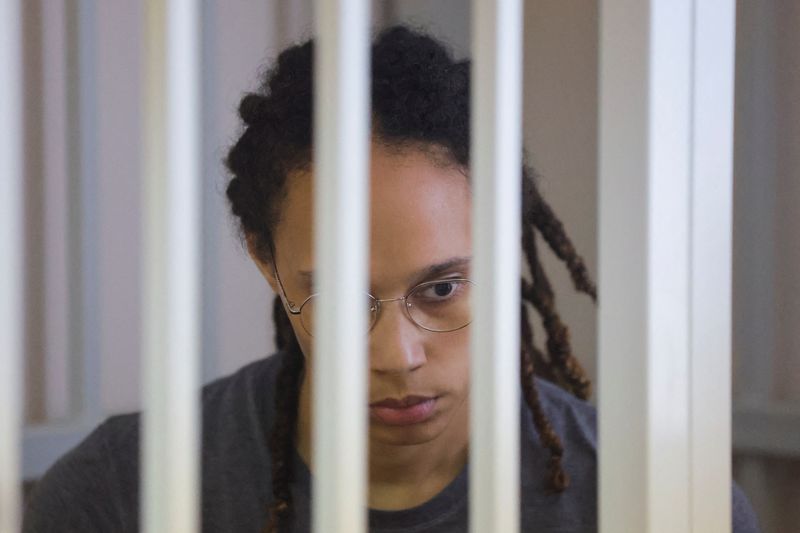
[295,373,469,510]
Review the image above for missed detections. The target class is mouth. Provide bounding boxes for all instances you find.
[369,395,439,426]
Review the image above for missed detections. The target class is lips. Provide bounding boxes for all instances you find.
[370,395,433,408]
[369,395,438,426]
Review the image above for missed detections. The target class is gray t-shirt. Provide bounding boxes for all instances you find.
[23,351,760,532]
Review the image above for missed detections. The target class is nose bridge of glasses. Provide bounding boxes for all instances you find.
[370,294,412,327]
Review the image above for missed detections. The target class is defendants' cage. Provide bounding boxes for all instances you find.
[0,1,737,532]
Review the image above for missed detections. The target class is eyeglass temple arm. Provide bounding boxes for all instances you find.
[268,243,302,315]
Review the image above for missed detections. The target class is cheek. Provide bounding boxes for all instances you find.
[287,314,314,359]
[291,320,472,386]
[428,329,471,387]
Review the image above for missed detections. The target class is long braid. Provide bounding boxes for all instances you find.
[521,300,570,490]
[523,173,597,302]
[520,308,569,491]
[263,296,304,533]
[522,224,592,400]
[521,302,557,385]
[516,169,596,492]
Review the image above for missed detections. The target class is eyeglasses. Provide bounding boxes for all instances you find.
[272,262,474,337]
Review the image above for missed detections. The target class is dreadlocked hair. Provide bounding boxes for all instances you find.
[224,25,596,532]
[264,297,304,532]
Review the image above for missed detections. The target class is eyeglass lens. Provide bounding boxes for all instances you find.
[297,279,473,335]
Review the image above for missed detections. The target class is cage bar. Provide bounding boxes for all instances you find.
[312,1,371,532]
[470,1,523,532]
[0,0,23,531]
[598,0,736,531]
[599,1,692,530]
[141,0,202,532]
[688,1,736,529]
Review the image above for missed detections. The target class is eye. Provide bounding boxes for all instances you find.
[412,279,468,303]
[431,282,455,297]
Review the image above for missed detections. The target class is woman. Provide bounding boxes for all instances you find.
[24,25,759,533]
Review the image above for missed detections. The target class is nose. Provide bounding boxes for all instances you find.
[368,299,427,374]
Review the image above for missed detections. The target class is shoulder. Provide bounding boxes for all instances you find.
[201,352,283,406]
[198,352,283,429]
[23,416,138,532]
[526,379,761,533]
[518,379,598,530]
[23,353,285,532]
[533,377,597,451]
[200,353,284,459]
[733,483,761,533]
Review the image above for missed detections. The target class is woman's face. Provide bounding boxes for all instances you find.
[253,142,472,447]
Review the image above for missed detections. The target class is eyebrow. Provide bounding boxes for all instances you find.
[406,256,472,286]
[297,256,472,288]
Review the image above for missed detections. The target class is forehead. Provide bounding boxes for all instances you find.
[272,143,472,287]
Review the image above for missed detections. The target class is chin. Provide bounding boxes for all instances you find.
[368,417,448,446]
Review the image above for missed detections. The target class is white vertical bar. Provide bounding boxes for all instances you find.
[142,1,168,525]
[312,1,370,533]
[599,0,691,531]
[0,0,23,531]
[599,0,735,531]
[470,1,522,532]
[142,0,201,532]
[690,1,735,530]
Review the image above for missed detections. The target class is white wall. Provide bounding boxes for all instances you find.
[95,0,145,415]
[200,0,278,384]
[521,1,599,387]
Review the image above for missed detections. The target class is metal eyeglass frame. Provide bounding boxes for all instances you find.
[269,248,473,336]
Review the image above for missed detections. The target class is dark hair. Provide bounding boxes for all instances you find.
[226,25,596,533]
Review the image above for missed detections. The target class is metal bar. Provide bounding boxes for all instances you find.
[599,0,735,531]
[312,0,370,532]
[470,1,522,532]
[598,1,692,531]
[0,0,23,529]
[142,0,202,532]
[689,1,736,530]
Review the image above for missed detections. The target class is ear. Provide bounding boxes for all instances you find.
[246,234,279,294]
